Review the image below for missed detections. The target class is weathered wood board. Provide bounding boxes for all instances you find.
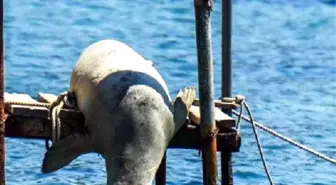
[37,93,58,103]
[4,93,240,152]
[189,105,235,129]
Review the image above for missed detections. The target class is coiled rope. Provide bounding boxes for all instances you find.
[4,101,51,108]
[5,91,76,149]
[49,92,66,145]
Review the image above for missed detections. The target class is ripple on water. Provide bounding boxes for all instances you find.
[3,0,336,184]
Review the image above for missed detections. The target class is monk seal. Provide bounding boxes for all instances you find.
[41,39,195,185]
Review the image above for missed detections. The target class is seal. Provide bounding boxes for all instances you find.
[41,39,195,185]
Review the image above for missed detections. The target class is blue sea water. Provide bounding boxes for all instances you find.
[3,0,336,184]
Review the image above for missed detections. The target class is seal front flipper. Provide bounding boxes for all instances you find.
[41,133,93,173]
[173,86,196,132]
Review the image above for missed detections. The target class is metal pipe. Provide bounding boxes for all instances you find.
[193,0,218,184]
[0,0,5,184]
[221,0,233,185]
[155,151,166,185]
[221,0,232,99]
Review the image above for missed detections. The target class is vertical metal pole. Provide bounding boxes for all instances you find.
[0,0,5,184]
[194,0,218,185]
[221,0,233,185]
[155,151,166,185]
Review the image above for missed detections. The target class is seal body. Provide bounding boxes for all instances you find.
[42,40,195,185]
[71,39,174,184]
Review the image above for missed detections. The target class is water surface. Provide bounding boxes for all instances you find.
[4,0,336,184]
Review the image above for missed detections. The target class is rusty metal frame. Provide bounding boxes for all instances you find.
[0,0,5,184]
[193,0,218,185]
[221,0,233,184]
[0,0,236,184]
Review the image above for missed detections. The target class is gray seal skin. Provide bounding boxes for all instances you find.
[41,40,195,185]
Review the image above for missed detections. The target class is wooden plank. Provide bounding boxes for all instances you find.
[188,105,235,129]
[4,93,37,103]
[3,93,240,152]
[6,105,49,118]
[4,93,49,118]
[37,93,57,103]
[193,99,238,109]
[170,124,240,152]
[5,104,235,128]
[5,116,85,139]
[59,108,83,120]
[5,104,82,120]
[4,115,239,151]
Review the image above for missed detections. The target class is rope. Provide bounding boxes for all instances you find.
[48,91,77,147]
[232,108,336,165]
[5,91,77,149]
[51,99,64,143]
[243,101,275,185]
[4,91,77,108]
[4,101,51,108]
[235,101,244,130]
[48,92,67,148]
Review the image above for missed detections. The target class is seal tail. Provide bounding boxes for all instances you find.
[41,133,93,173]
[173,87,196,132]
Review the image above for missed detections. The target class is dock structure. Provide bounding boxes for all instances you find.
[0,0,4,184]
[194,0,218,184]
[221,0,233,184]
[4,93,239,151]
[0,0,239,184]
